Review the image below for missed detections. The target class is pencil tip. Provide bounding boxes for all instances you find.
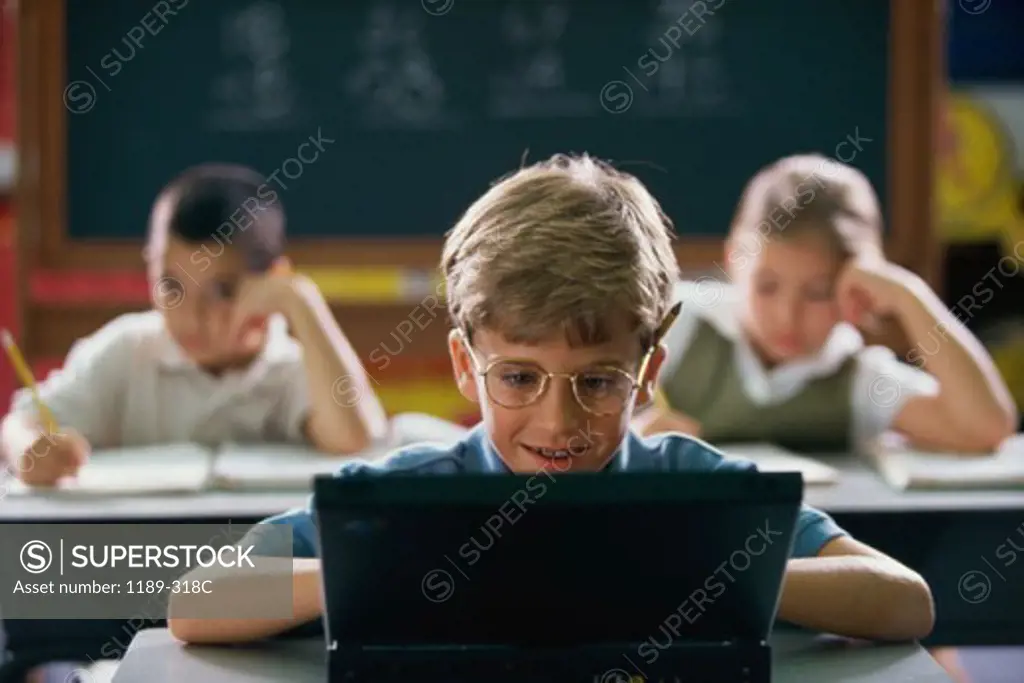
[0,329,11,346]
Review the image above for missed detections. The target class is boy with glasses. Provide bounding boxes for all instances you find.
[167,153,934,645]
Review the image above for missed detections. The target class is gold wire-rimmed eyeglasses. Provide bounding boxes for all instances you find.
[459,302,681,415]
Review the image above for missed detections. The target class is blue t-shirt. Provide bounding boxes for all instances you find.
[242,426,847,559]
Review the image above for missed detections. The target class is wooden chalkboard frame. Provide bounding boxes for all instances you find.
[18,0,942,280]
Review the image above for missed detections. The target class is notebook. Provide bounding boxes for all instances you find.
[1,414,473,496]
[214,415,471,490]
[866,432,1024,490]
[719,443,840,486]
[3,443,215,497]
[212,442,393,491]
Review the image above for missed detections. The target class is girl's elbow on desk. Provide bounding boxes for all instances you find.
[939,403,1017,453]
[894,396,1017,454]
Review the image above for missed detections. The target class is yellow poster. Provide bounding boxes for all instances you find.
[939,93,1024,410]
[937,93,1024,256]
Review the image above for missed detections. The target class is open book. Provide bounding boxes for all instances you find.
[719,443,840,486]
[211,413,472,491]
[211,442,394,491]
[2,414,471,497]
[3,443,215,497]
[865,432,1024,491]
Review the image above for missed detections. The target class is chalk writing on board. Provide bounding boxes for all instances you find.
[689,55,729,107]
[655,0,722,46]
[630,0,733,117]
[209,1,299,131]
[490,2,598,118]
[649,54,687,104]
[345,3,453,129]
[646,0,692,106]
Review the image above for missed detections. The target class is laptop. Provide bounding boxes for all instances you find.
[313,471,802,683]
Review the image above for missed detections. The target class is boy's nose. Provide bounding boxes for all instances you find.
[778,298,802,329]
[536,377,585,432]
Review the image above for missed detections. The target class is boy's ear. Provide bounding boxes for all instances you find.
[448,329,480,404]
[635,343,667,407]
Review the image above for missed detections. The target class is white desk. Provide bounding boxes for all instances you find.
[803,456,1024,512]
[112,629,952,682]
[0,490,308,521]
[5,454,1024,650]
[4,456,1024,522]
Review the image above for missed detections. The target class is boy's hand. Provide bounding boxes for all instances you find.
[228,273,315,341]
[17,429,90,486]
[836,259,926,328]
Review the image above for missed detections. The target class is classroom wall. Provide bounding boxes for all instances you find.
[944,0,1024,229]
[941,86,1024,244]
[0,3,17,412]
[0,5,484,425]
[938,71,1024,414]
[1,3,943,428]
[969,89,1024,171]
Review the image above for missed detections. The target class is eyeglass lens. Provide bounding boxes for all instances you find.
[484,361,633,413]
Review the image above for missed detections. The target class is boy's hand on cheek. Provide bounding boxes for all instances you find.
[228,273,309,340]
[836,259,926,328]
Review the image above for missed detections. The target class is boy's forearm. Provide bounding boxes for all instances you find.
[286,280,389,454]
[168,558,324,644]
[899,287,1017,439]
[777,557,934,641]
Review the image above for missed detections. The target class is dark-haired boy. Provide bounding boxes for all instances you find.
[1,164,387,485]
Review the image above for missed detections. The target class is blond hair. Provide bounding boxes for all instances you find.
[442,153,678,348]
[730,154,883,258]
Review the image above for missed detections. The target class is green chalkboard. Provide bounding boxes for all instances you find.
[64,0,889,240]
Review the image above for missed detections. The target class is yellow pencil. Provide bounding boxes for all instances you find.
[654,301,682,345]
[1,329,58,433]
[637,301,683,387]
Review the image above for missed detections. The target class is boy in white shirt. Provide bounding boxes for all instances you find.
[1,163,388,486]
[637,154,1016,454]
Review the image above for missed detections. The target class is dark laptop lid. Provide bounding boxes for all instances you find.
[314,471,801,649]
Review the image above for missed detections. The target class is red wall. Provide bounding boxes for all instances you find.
[1,4,17,410]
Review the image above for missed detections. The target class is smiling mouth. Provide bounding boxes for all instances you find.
[523,443,590,460]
